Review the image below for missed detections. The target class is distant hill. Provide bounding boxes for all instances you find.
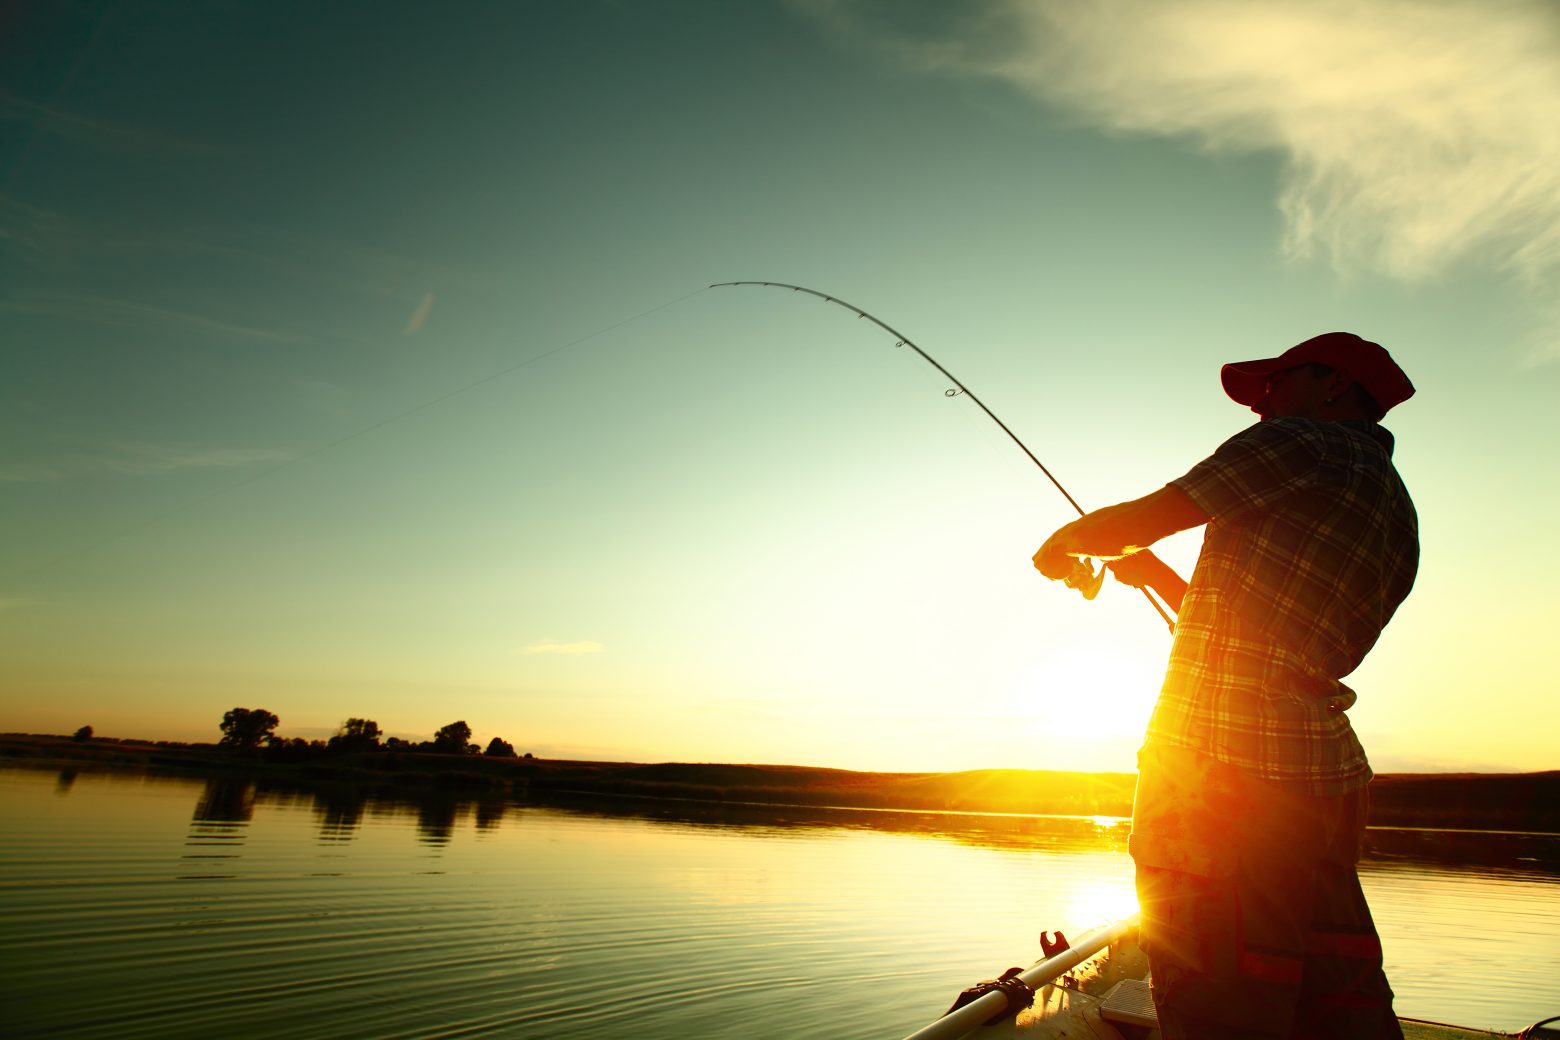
[562,761,1140,817]
[1366,771,1560,830]
[541,759,1557,830]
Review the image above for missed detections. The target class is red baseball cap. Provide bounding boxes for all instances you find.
[1221,332,1415,415]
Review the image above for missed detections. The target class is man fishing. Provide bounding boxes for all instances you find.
[1034,332,1418,1040]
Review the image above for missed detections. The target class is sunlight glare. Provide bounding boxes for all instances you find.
[1065,872,1140,929]
[1019,647,1159,743]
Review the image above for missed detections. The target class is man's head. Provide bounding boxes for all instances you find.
[1221,332,1414,422]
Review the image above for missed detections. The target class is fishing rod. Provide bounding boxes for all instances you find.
[711,281,1174,632]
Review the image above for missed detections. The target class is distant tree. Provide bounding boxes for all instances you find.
[484,737,515,757]
[72,725,94,743]
[218,707,280,749]
[432,720,473,754]
[329,718,382,752]
[346,718,381,741]
[263,735,314,763]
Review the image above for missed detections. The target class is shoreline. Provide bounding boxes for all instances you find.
[5,732,1557,834]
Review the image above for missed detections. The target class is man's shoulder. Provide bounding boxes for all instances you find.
[1222,417,1393,458]
[1206,417,1326,463]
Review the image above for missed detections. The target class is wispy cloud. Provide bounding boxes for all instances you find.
[1,93,219,157]
[404,292,435,335]
[0,441,291,483]
[524,640,606,656]
[800,0,1560,336]
[0,195,496,349]
[0,292,303,343]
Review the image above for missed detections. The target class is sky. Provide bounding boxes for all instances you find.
[3,0,1558,775]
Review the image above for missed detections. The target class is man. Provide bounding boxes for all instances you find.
[1033,332,1418,1039]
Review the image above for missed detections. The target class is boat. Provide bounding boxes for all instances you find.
[896,917,1558,1040]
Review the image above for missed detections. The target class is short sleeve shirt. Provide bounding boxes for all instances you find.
[1146,418,1419,795]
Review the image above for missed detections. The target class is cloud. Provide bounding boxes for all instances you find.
[1,93,218,158]
[0,292,303,343]
[0,441,291,483]
[0,195,489,343]
[524,640,606,656]
[800,1,1560,301]
[404,292,435,335]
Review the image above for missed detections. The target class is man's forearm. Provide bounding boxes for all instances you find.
[1055,485,1208,557]
[1035,485,1208,585]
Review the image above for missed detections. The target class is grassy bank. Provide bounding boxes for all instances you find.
[4,733,1556,832]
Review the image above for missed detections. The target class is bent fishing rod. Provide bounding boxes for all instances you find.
[711,280,1174,633]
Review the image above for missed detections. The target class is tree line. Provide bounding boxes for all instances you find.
[218,707,523,759]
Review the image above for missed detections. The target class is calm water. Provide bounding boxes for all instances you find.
[2,767,1556,1039]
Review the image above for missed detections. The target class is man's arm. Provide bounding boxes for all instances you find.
[1033,485,1207,610]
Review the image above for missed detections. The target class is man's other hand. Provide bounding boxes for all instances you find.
[1107,550,1170,588]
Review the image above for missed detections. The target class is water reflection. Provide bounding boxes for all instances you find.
[312,786,365,844]
[416,794,460,846]
[519,790,1135,851]
[474,799,509,832]
[4,764,1557,1038]
[146,771,1560,873]
[21,761,1560,873]
[1364,827,1560,872]
[191,778,255,823]
[250,782,519,845]
[181,778,254,879]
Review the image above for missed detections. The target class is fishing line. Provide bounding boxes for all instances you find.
[712,280,1174,631]
[3,286,710,583]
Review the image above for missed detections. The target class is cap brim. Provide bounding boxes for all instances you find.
[1220,358,1286,407]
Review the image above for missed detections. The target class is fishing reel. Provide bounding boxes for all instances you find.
[1064,558,1106,600]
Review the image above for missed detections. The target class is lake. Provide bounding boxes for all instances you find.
[2,766,1556,1038]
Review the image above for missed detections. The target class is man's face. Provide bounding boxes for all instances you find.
[1253,364,1334,420]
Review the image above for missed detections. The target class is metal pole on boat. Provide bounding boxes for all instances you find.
[896,917,1136,1040]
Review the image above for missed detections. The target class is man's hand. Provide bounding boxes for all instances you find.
[1033,519,1089,581]
[1033,487,1205,614]
[1107,549,1171,589]
[1107,549,1188,613]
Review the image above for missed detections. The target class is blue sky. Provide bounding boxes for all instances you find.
[4,1,1558,774]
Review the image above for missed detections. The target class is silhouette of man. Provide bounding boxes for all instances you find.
[1034,332,1418,1040]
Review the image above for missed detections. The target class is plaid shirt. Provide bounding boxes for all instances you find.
[1146,418,1418,795]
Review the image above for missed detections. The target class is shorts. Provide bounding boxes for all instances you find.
[1129,742,1402,1040]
